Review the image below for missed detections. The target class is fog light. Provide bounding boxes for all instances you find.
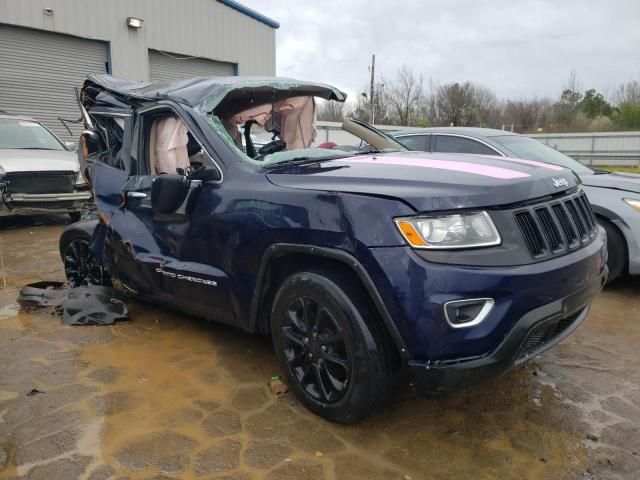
[444,298,494,328]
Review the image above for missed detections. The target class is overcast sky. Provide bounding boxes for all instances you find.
[241,0,639,102]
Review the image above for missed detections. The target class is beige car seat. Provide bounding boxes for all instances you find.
[149,117,191,174]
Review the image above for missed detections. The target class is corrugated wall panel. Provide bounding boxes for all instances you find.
[0,0,276,79]
[148,50,235,83]
[0,24,108,141]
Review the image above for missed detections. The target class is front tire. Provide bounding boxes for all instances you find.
[61,231,108,288]
[270,269,399,424]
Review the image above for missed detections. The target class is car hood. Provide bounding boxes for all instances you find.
[580,171,640,194]
[0,149,79,174]
[266,152,578,212]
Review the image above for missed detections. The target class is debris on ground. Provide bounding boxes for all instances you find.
[16,281,67,311]
[17,282,129,326]
[62,286,128,325]
[586,434,600,442]
[269,376,288,396]
[26,389,44,397]
[314,451,324,457]
[0,446,7,470]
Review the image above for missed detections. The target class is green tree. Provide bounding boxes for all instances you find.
[579,89,612,118]
[613,103,640,129]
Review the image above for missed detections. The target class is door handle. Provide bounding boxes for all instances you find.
[127,191,147,199]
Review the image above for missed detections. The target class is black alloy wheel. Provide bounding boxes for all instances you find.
[64,237,106,288]
[271,269,399,424]
[281,295,351,403]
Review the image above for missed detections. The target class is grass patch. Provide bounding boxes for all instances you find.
[597,165,640,174]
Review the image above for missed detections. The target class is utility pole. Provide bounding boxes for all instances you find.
[369,54,375,124]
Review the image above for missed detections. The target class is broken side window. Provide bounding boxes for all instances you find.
[88,115,126,170]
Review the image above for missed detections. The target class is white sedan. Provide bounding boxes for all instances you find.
[0,114,91,220]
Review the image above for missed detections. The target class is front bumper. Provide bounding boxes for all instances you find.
[613,215,640,275]
[0,190,91,216]
[366,227,608,392]
[408,286,598,393]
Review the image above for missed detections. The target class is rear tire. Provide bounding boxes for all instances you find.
[600,218,626,284]
[270,268,399,424]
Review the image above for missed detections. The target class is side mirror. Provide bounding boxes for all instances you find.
[189,167,221,182]
[151,174,190,214]
[65,141,78,151]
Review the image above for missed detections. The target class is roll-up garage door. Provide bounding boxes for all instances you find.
[0,24,109,142]
[149,49,235,84]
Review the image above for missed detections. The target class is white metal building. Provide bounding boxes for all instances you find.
[0,0,278,140]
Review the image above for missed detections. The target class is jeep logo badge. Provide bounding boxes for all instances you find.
[552,177,569,188]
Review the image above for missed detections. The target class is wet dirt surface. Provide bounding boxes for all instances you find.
[0,216,639,479]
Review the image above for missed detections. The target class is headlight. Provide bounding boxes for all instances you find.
[75,170,88,185]
[395,211,501,249]
[623,198,640,213]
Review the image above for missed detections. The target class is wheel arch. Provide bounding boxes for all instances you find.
[58,219,99,260]
[249,243,409,360]
[595,213,629,276]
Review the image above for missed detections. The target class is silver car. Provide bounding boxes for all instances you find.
[394,127,640,282]
[0,114,91,220]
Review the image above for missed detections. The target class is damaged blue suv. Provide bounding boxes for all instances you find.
[60,74,608,423]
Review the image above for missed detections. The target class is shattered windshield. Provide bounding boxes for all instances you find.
[201,93,406,166]
[0,118,65,150]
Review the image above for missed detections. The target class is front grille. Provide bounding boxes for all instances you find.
[3,171,75,194]
[515,191,598,258]
[515,211,545,256]
[515,309,584,364]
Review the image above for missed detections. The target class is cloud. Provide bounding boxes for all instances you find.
[241,0,640,102]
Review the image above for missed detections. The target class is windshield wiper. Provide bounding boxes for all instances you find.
[266,156,344,168]
[353,148,381,155]
[11,147,58,150]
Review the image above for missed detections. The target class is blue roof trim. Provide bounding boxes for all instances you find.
[216,0,280,29]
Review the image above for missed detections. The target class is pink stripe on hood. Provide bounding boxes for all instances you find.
[343,156,530,179]
[491,155,564,171]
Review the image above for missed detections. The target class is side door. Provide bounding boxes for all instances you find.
[108,105,233,322]
[83,110,173,301]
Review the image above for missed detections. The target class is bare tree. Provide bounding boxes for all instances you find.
[613,79,640,105]
[387,66,423,126]
[317,99,346,122]
[502,99,548,132]
[563,68,582,96]
[416,77,439,126]
[552,69,585,131]
[434,82,496,126]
